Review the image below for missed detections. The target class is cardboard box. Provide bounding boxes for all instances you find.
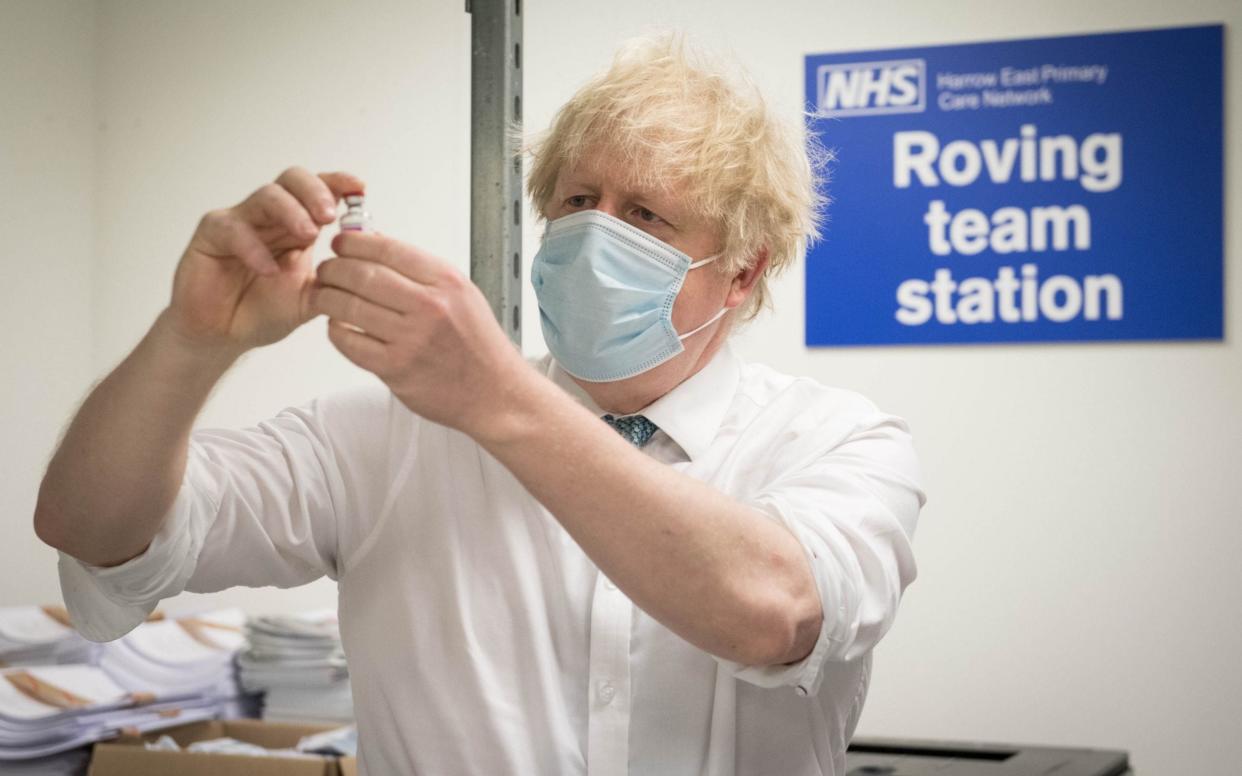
[89,719,358,776]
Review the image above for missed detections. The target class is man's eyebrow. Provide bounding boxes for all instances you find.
[629,191,686,222]
[557,175,688,222]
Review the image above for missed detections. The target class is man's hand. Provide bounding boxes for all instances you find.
[310,231,531,434]
[36,166,365,567]
[166,167,365,355]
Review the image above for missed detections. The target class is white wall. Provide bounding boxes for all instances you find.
[0,1,95,606]
[90,0,474,614]
[7,0,1239,772]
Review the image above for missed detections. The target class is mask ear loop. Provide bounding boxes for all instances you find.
[677,253,727,340]
[677,307,729,341]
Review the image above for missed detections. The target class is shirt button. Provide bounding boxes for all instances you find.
[795,685,809,697]
[604,579,617,591]
[597,680,616,704]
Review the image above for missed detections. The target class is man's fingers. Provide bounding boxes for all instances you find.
[276,167,342,225]
[327,318,389,375]
[319,171,368,203]
[316,257,426,313]
[240,183,319,241]
[197,210,278,276]
[331,231,448,286]
[310,285,404,342]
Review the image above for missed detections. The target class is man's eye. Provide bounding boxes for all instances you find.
[566,195,591,208]
[636,207,664,224]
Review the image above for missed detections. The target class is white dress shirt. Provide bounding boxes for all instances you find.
[58,344,923,776]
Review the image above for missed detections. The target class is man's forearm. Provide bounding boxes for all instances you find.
[34,309,240,567]
[475,372,823,667]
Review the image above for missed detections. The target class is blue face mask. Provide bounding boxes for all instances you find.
[531,209,727,382]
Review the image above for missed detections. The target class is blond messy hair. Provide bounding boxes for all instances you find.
[524,32,829,321]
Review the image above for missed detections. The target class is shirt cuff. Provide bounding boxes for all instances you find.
[57,449,215,642]
[715,498,840,697]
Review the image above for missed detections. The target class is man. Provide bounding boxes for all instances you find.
[35,35,922,775]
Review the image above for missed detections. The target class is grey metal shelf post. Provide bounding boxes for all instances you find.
[467,0,523,346]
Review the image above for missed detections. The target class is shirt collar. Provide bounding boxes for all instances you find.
[544,344,742,461]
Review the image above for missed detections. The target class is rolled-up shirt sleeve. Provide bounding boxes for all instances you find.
[59,384,392,642]
[720,409,924,696]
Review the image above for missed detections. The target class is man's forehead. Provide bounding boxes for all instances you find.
[560,150,687,203]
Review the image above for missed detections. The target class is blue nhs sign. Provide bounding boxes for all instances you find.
[804,26,1224,346]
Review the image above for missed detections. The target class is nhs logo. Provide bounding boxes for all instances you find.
[816,59,926,117]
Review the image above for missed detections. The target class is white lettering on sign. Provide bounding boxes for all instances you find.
[895,265,1124,326]
[883,121,1128,327]
[923,200,1092,256]
[893,125,1122,192]
[817,59,926,117]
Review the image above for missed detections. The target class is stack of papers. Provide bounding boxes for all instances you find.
[0,663,217,772]
[98,609,256,719]
[0,607,95,667]
[0,745,90,776]
[238,611,353,724]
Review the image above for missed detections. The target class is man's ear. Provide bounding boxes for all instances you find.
[726,247,770,309]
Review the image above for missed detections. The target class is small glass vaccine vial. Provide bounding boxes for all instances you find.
[339,192,371,232]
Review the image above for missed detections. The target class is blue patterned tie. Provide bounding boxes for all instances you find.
[602,414,659,448]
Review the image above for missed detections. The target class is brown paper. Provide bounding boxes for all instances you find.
[3,670,91,709]
[175,617,243,650]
